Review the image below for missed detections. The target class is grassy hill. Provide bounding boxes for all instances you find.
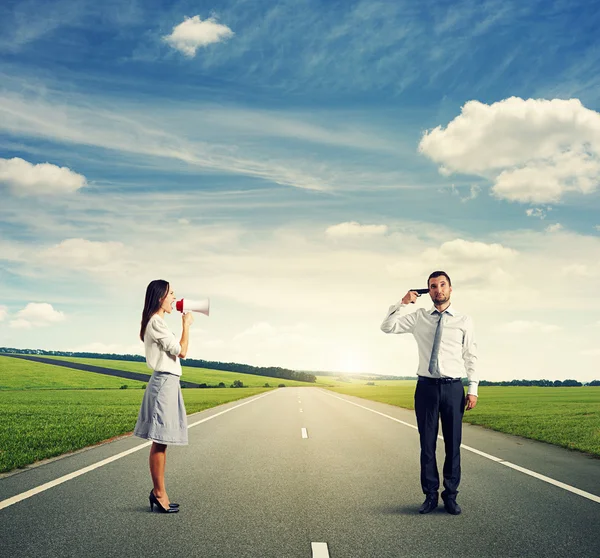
[0,356,146,390]
[25,355,333,388]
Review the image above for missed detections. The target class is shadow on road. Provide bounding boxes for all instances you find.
[378,504,422,515]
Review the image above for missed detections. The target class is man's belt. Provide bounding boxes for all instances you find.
[418,376,462,384]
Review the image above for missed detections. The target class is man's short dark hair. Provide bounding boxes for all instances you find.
[428,270,451,287]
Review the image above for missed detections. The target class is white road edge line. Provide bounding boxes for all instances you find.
[322,391,600,504]
[0,390,276,511]
[311,542,330,557]
[302,428,309,439]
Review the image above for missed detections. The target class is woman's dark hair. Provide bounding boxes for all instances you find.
[428,270,451,287]
[140,280,169,341]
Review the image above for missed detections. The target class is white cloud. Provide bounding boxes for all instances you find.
[419,97,600,203]
[545,223,563,233]
[0,157,86,196]
[426,238,517,262]
[226,322,344,371]
[200,106,397,152]
[493,150,600,202]
[163,16,234,57]
[325,222,388,238]
[0,0,87,53]
[447,183,480,202]
[42,238,126,270]
[581,348,600,356]
[10,303,65,329]
[594,225,600,232]
[4,215,600,382]
[233,322,277,341]
[462,184,480,202]
[385,237,520,291]
[0,305,7,321]
[561,263,595,277]
[0,90,368,192]
[526,207,550,219]
[499,320,562,333]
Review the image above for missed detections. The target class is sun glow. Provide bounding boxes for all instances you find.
[335,350,368,374]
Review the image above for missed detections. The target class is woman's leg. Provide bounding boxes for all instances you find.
[149,442,170,506]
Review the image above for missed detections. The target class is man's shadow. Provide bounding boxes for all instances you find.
[379,504,445,515]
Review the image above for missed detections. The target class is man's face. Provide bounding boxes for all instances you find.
[428,276,452,305]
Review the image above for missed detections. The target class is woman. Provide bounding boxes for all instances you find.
[134,279,194,514]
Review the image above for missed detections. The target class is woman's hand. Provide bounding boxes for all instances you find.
[182,312,195,327]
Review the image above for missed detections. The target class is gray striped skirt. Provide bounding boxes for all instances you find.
[133,371,188,445]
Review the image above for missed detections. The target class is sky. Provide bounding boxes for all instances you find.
[1,0,600,382]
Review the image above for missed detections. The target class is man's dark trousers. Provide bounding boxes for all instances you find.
[414,377,465,500]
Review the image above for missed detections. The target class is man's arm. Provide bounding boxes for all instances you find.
[462,316,478,409]
[380,291,420,334]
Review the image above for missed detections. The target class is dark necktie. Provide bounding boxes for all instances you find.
[428,311,445,377]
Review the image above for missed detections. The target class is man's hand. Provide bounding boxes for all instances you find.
[465,394,477,411]
[401,291,420,305]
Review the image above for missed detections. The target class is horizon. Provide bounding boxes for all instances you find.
[1,0,600,383]
[1,347,596,385]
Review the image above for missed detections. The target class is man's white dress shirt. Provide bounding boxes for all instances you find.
[381,302,479,396]
[144,314,182,376]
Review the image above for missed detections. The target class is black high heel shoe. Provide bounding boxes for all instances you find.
[149,490,179,513]
[149,491,179,508]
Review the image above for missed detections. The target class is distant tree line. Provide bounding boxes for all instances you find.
[477,379,599,387]
[0,347,316,383]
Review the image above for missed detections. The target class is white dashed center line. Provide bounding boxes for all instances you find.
[301,428,308,439]
[311,542,330,557]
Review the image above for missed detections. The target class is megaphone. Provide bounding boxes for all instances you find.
[175,298,210,316]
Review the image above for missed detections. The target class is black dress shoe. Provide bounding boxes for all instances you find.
[418,495,438,514]
[443,498,461,515]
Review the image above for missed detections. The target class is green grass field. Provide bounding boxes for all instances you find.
[0,387,268,473]
[0,356,147,390]
[327,384,600,456]
[34,355,329,387]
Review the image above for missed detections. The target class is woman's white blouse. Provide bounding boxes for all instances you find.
[144,314,182,376]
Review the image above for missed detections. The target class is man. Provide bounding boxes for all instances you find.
[380,270,478,515]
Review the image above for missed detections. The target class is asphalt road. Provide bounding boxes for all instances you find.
[1,387,599,558]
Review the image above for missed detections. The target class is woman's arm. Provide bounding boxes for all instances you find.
[178,312,194,358]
